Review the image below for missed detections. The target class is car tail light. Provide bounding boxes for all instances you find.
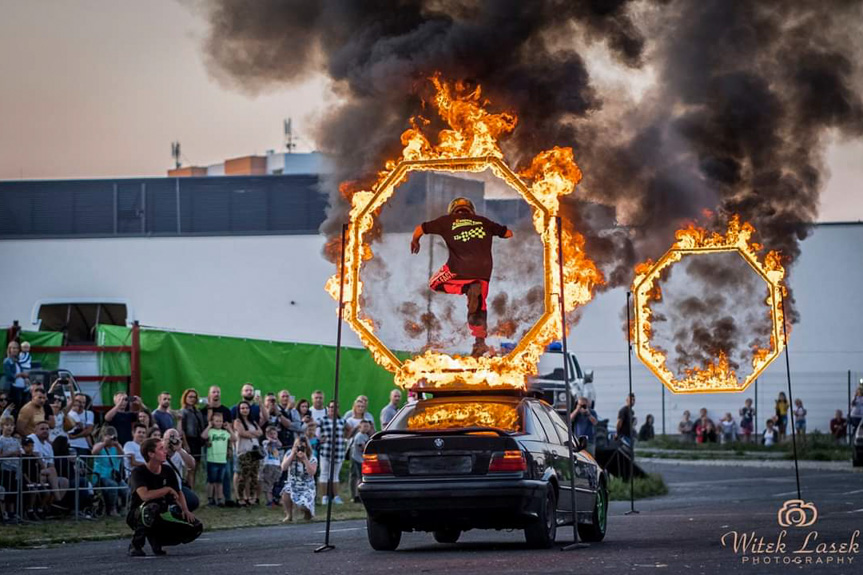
[362,453,393,475]
[488,450,526,473]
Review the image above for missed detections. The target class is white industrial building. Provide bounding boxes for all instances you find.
[0,163,860,434]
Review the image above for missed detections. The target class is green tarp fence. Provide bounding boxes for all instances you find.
[97,325,404,416]
[1,329,64,371]
[20,331,64,370]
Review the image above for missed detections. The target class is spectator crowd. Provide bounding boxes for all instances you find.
[616,388,862,447]
[570,386,863,453]
[1,339,407,528]
[3,336,862,532]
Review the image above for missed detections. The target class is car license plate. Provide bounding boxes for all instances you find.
[408,455,472,475]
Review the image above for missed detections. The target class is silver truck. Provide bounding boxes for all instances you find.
[522,342,595,416]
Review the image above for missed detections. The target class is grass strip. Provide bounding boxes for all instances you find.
[608,473,668,501]
[640,431,851,461]
[0,499,366,549]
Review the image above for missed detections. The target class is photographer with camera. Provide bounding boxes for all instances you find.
[105,392,146,445]
[92,426,126,517]
[570,396,598,456]
[162,429,198,511]
[280,435,317,522]
[127,438,201,557]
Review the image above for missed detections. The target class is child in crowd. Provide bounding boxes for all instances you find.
[260,424,283,507]
[17,342,32,372]
[20,437,43,520]
[0,415,22,520]
[202,411,234,507]
[775,392,789,441]
[305,421,320,460]
[719,413,737,444]
[739,398,755,443]
[763,419,778,446]
[349,420,372,503]
[794,398,807,444]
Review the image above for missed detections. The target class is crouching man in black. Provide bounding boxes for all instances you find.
[127,437,202,556]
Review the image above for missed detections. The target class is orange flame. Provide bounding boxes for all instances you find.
[397,75,517,164]
[407,402,520,432]
[631,215,787,393]
[326,75,604,390]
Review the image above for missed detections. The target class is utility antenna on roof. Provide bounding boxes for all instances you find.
[284,118,296,154]
[171,141,182,169]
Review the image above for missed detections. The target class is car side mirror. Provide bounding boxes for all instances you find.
[572,435,588,452]
[584,370,594,384]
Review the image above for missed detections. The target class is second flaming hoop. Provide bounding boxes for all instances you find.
[631,216,787,393]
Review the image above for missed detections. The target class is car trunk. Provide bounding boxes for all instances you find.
[369,433,522,477]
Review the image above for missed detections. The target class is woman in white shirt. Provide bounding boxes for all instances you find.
[344,395,375,438]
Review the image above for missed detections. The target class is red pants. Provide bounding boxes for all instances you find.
[429,264,489,338]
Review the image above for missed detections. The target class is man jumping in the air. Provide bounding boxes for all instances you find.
[410,197,513,357]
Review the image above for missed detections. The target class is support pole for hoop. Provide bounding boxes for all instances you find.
[780,295,802,501]
[556,217,588,551]
[625,291,639,515]
[315,223,348,554]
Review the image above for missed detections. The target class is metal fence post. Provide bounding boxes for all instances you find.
[661,382,666,435]
[74,454,80,521]
[17,455,23,524]
[754,378,759,439]
[849,370,853,446]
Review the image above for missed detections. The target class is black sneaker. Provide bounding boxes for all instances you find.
[128,544,146,557]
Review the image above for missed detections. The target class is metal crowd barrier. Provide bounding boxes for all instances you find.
[1,453,130,524]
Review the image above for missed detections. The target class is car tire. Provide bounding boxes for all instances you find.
[853,450,863,467]
[524,486,557,549]
[433,529,461,544]
[367,516,401,551]
[578,481,608,542]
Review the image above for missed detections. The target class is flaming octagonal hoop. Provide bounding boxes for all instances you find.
[341,155,570,390]
[631,220,787,394]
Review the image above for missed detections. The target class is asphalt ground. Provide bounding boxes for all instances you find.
[1,461,861,575]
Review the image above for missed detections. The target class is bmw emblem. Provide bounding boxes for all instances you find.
[434,438,445,449]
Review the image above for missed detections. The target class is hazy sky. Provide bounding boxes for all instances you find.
[0,0,861,221]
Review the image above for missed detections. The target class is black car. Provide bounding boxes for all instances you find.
[358,391,609,550]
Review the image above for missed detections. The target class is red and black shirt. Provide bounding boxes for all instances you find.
[422,214,508,280]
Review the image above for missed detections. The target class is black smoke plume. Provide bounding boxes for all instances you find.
[197,0,863,351]
[199,0,862,261]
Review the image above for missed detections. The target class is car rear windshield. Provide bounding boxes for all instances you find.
[389,399,523,433]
